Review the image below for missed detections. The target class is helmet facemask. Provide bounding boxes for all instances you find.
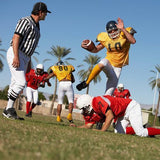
[36,68,44,75]
[118,84,124,92]
[80,105,92,116]
[36,64,44,75]
[106,20,120,39]
[108,29,120,39]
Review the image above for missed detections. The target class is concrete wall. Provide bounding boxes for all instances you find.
[0,98,150,123]
[0,98,84,121]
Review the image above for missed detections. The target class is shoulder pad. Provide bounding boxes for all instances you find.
[97,32,108,42]
[126,27,137,35]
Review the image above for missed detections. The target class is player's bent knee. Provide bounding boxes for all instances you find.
[135,129,148,137]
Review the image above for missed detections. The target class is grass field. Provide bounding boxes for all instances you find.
[0,109,160,160]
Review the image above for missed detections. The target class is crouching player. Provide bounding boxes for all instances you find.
[73,94,160,137]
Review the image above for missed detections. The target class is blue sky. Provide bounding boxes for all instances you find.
[0,0,160,105]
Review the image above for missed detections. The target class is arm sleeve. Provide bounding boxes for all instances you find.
[14,18,29,36]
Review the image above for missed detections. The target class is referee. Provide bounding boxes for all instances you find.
[3,2,51,120]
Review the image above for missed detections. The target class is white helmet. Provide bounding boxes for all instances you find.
[36,64,44,70]
[36,64,44,75]
[118,83,124,88]
[76,94,93,114]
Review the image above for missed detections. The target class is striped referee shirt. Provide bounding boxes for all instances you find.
[10,16,40,57]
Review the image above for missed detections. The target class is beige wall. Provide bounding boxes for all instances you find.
[0,98,84,121]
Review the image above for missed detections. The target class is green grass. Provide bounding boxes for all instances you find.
[0,109,160,160]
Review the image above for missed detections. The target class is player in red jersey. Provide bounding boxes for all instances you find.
[113,83,131,98]
[25,64,51,117]
[74,94,160,137]
[77,110,105,129]
[112,83,131,127]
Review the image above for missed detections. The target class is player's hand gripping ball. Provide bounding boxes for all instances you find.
[81,39,95,51]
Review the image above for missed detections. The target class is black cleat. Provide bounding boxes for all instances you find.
[68,120,74,123]
[25,111,32,117]
[2,108,24,120]
[76,81,88,91]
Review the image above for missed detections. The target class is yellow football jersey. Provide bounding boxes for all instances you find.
[97,27,134,68]
[50,65,75,81]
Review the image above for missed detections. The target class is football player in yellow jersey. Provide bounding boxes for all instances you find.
[44,60,75,123]
[77,17,136,96]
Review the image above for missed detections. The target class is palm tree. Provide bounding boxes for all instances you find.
[77,54,101,94]
[149,64,160,126]
[0,39,6,72]
[47,45,75,114]
[32,47,51,68]
[32,55,51,67]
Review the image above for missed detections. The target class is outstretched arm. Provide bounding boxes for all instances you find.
[81,41,104,53]
[44,71,55,81]
[116,17,136,44]
[70,123,94,129]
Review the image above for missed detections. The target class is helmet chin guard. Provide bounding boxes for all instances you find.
[108,29,120,39]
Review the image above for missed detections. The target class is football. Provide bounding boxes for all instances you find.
[81,39,95,51]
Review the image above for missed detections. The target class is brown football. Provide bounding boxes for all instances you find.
[82,39,95,51]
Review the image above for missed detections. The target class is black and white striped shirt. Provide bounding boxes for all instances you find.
[11,16,40,57]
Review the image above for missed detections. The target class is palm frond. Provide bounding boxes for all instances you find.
[77,64,84,68]
[155,65,160,73]
[32,56,39,63]
[77,54,102,90]
[65,57,75,61]
[0,49,7,52]
[149,65,160,90]
[43,59,51,63]
[34,51,40,55]
[0,54,5,59]
[0,60,3,72]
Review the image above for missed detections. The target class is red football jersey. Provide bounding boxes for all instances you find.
[26,69,48,89]
[83,113,105,125]
[92,95,132,118]
[113,88,131,98]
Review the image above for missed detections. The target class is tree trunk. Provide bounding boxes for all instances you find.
[50,78,57,114]
[153,91,160,126]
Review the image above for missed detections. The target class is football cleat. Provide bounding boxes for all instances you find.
[67,113,72,120]
[68,120,74,123]
[76,81,88,91]
[67,113,74,123]
[25,111,32,117]
[2,108,24,120]
[57,116,63,122]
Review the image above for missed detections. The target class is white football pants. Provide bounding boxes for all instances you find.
[58,81,74,104]
[114,100,148,137]
[99,58,122,95]
[26,87,38,104]
[7,47,30,99]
